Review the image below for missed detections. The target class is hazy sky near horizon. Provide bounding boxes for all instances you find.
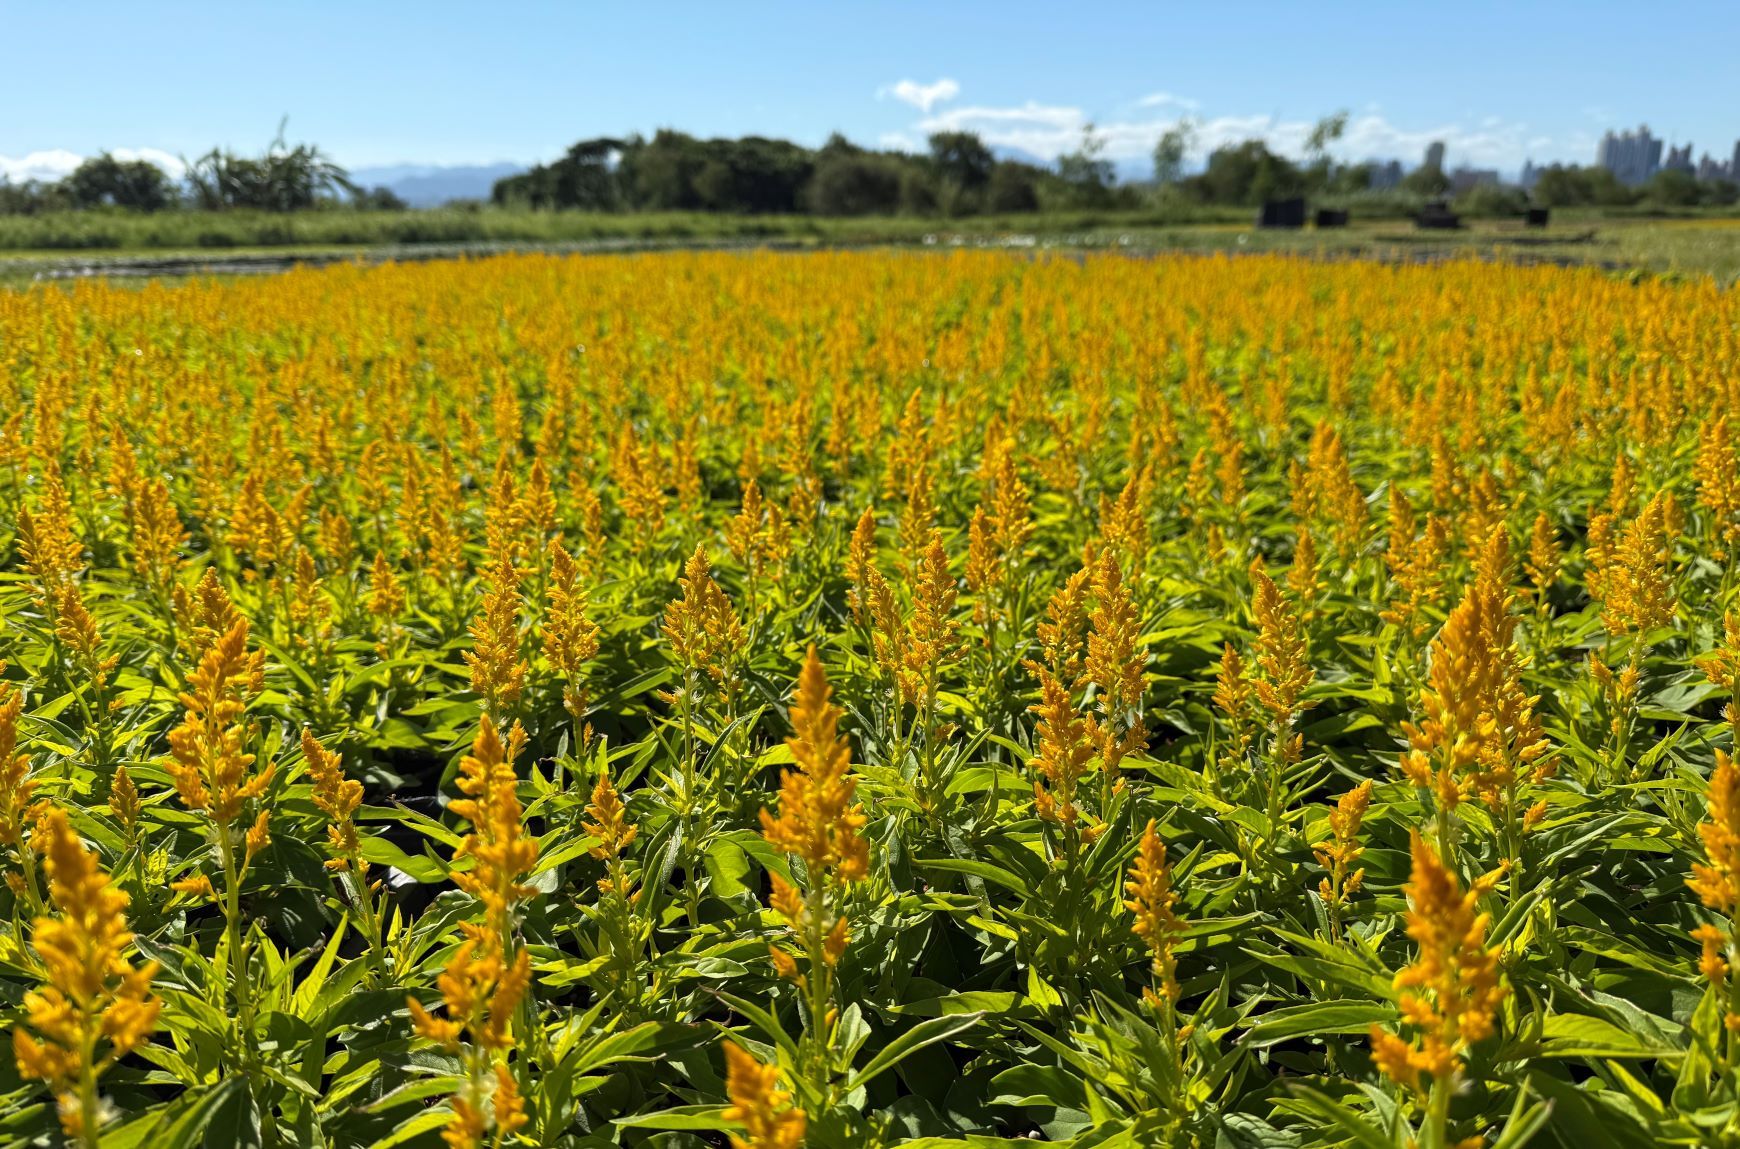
[4,0,1737,181]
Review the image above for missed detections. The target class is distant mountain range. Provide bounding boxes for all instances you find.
[349,162,524,207]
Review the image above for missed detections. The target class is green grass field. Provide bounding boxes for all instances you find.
[6,207,1740,282]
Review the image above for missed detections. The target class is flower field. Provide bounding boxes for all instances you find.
[2,250,1739,1147]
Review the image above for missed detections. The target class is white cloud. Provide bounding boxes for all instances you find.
[112,147,186,177]
[0,146,186,184]
[1136,91,1199,111]
[880,78,961,114]
[878,131,923,153]
[0,149,84,183]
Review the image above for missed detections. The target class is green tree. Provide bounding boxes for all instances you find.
[1152,119,1196,186]
[1401,164,1451,198]
[928,132,994,192]
[184,121,353,211]
[809,154,904,215]
[1304,111,1348,192]
[1189,140,1303,205]
[986,161,1043,212]
[1645,168,1702,207]
[65,153,177,211]
[1057,124,1115,208]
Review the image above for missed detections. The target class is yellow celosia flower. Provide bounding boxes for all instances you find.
[1029,668,1094,827]
[367,549,406,620]
[1250,561,1313,765]
[1085,548,1146,785]
[1028,565,1092,687]
[1596,490,1676,642]
[583,765,638,896]
[721,1041,806,1149]
[303,729,364,875]
[107,764,141,844]
[0,684,34,852]
[1125,818,1185,1007]
[166,616,271,827]
[1400,530,1550,824]
[12,805,160,1143]
[449,716,539,943]
[760,648,869,885]
[1525,511,1560,599]
[1698,614,1740,745]
[662,545,745,695]
[542,538,601,730]
[1369,831,1506,1094]
[1696,416,1740,558]
[900,529,959,705]
[1691,750,1740,915]
[1314,780,1372,934]
[1382,489,1450,639]
[465,550,527,721]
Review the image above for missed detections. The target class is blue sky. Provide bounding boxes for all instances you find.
[3,1,1737,181]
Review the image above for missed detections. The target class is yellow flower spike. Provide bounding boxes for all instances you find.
[165,616,271,828]
[464,549,527,722]
[1250,561,1314,765]
[901,530,960,701]
[367,550,406,620]
[1525,511,1561,599]
[1125,818,1185,1007]
[767,871,806,927]
[0,685,36,851]
[449,716,539,945]
[1691,751,1740,915]
[1029,668,1094,827]
[492,1060,528,1137]
[441,1095,487,1149]
[303,729,364,874]
[1596,490,1677,643]
[542,538,601,732]
[662,545,745,694]
[583,764,639,905]
[760,648,869,885]
[12,805,160,1144]
[721,1041,807,1149]
[1369,831,1507,1096]
[1315,780,1373,911]
[170,874,214,899]
[1085,549,1146,785]
[1400,530,1549,841]
[108,765,141,842]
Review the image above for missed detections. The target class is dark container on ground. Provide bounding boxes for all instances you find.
[1256,197,1307,229]
[1314,208,1349,228]
[1416,200,1461,230]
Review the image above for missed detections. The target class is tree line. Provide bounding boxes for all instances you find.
[0,125,405,215]
[11,116,1740,219]
[490,129,1122,215]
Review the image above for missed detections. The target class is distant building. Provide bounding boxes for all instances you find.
[1423,141,1446,171]
[1366,159,1404,190]
[1664,143,1694,174]
[1449,166,1500,193]
[1697,153,1730,182]
[1595,124,1663,186]
[1731,139,1740,181]
[1519,160,1542,190]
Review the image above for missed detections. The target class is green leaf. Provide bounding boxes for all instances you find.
[847,1013,984,1091]
[914,857,1031,898]
[1243,1000,1397,1048]
[1537,1012,1682,1060]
